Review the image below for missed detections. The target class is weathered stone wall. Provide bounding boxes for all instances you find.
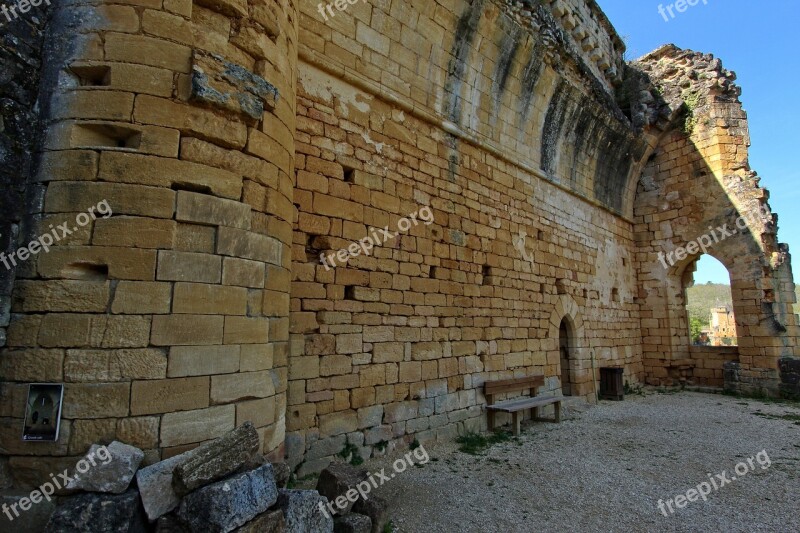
[0,0,296,487]
[1,0,797,488]
[286,0,644,473]
[632,46,799,393]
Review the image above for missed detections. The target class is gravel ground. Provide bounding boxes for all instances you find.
[359,391,800,533]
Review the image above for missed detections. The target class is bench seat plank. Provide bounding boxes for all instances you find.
[487,395,562,413]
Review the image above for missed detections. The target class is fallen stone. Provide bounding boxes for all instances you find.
[276,489,333,533]
[45,488,147,532]
[334,513,372,533]
[173,421,260,497]
[233,509,285,533]
[177,464,277,533]
[316,462,369,515]
[155,514,190,532]
[136,450,191,521]
[353,495,389,533]
[1,493,55,531]
[66,441,144,494]
[272,461,291,488]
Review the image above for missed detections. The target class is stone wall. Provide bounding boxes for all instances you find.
[0,0,297,487]
[0,0,797,490]
[286,0,645,473]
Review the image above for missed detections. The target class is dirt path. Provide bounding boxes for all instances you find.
[361,391,800,533]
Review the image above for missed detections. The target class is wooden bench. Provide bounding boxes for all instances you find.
[484,376,562,435]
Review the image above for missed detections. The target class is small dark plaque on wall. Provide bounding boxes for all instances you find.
[22,384,64,442]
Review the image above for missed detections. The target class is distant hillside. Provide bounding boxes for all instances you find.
[687,283,800,321]
[685,283,733,326]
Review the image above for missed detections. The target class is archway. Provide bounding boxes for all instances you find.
[547,295,591,400]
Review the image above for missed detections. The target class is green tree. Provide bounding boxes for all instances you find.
[689,317,706,344]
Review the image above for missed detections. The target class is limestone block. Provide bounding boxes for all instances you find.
[168,345,241,377]
[112,281,172,314]
[210,370,275,404]
[151,315,224,346]
[136,450,191,521]
[276,489,333,533]
[46,489,147,532]
[177,464,278,532]
[131,377,210,415]
[233,509,285,533]
[316,463,368,515]
[157,250,222,283]
[334,513,372,533]
[160,405,235,447]
[172,422,260,496]
[66,441,144,494]
[173,283,248,315]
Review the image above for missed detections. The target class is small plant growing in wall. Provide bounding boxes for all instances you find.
[681,90,702,135]
[410,438,420,450]
[338,438,364,466]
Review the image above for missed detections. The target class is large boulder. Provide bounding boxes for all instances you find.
[233,509,285,533]
[276,489,334,533]
[45,488,147,533]
[172,422,260,497]
[334,513,372,533]
[66,441,144,494]
[316,462,369,515]
[177,464,278,533]
[136,450,191,521]
[353,495,389,533]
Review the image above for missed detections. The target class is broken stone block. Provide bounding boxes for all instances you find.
[272,461,291,488]
[45,488,148,533]
[191,50,279,121]
[136,450,191,521]
[155,514,190,532]
[276,489,333,533]
[177,464,277,533]
[233,509,285,533]
[334,513,372,533]
[172,421,260,497]
[1,493,55,531]
[353,495,389,533]
[316,462,369,515]
[66,441,144,494]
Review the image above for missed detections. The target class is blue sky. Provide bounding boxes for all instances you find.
[600,0,800,284]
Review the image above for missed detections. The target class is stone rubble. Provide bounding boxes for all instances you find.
[41,424,348,532]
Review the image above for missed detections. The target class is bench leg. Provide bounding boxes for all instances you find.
[488,410,495,432]
[554,401,561,423]
[533,406,540,422]
[512,412,521,436]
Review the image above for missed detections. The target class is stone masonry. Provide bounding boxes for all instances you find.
[0,0,797,489]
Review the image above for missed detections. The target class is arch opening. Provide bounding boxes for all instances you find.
[684,255,738,347]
